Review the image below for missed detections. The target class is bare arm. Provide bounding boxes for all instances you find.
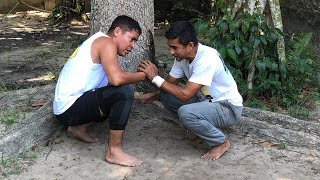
[160,80,202,102]
[139,60,202,102]
[94,37,145,86]
[165,75,180,85]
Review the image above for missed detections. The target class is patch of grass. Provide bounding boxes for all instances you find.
[276,140,288,150]
[0,82,8,93]
[1,158,20,178]
[0,108,22,130]
[1,148,41,178]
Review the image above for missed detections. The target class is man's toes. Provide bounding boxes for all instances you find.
[129,159,143,167]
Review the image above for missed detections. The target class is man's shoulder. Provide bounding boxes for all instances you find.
[93,36,114,49]
[90,34,116,63]
[198,44,218,55]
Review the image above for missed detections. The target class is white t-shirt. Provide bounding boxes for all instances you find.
[169,43,243,107]
[53,32,109,115]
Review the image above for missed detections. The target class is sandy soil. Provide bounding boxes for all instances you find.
[0,11,320,180]
[6,102,320,180]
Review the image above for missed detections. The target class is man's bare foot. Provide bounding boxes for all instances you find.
[134,91,160,104]
[67,124,96,143]
[105,149,143,167]
[201,139,230,160]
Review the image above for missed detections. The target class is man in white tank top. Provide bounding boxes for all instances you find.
[53,15,146,167]
[138,21,243,161]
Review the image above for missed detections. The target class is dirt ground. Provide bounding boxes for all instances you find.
[5,103,320,180]
[1,11,320,180]
[0,11,89,90]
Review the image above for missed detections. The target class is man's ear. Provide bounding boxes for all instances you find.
[114,27,122,37]
[188,42,195,49]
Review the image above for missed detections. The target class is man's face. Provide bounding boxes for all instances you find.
[167,38,190,61]
[116,28,140,57]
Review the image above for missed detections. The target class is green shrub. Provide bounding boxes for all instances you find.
[193,0,320,119]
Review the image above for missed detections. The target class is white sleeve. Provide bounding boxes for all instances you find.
[169,60,185,79]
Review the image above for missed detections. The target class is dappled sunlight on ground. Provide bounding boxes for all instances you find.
[0,10,50,19]
[0,10,89,90]
[0,10,89,53]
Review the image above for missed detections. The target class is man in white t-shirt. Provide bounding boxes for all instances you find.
[54,15,146,167]
[138,21,243,160]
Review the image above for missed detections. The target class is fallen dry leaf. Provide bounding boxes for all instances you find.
[31,99,48,107]
[253,139,274,147]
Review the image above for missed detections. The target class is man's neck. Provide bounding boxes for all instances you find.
[186,44,199,63]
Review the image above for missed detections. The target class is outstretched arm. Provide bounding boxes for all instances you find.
[139,60,203,102]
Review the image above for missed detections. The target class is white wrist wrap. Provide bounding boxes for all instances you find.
[152,76,165,88]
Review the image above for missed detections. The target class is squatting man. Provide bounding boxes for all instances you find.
[137,21,243,161]
[53,15,146,167]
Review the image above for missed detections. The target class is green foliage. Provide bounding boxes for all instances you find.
[48,5,70,25]
[194,7,282,99]
[169,1,206,20]
[279,33,320,118]
[155,0,210,23]
[47,0,87,25]
[193,0,320,119]
[285,33,318,91]
[157,54,175,74]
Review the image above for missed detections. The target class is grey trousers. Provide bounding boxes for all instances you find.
[160,93,243,147]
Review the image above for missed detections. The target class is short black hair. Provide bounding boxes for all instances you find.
[108,15,142,35]
[165,21,198,46]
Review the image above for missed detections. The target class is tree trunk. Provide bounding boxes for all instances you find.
[231,0,267,17]
[238,107,320,150]
[90,0,155,73]
[247,48,258,90]
[269,0,286,63]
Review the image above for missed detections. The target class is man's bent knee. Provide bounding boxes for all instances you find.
[100,85,133,131]
[117,85,134,100]
[177,105,194,126]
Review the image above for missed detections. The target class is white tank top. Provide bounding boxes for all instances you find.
[53,32,109,115]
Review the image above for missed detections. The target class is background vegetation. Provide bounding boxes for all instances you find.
[154,0,320,119]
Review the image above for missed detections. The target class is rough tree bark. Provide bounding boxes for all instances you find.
[90,0,155,73]
[269,0,286,63]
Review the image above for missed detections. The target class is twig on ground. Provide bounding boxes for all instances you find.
[2,2,19,23]
[18,0,50,13]
[45,146,53,161]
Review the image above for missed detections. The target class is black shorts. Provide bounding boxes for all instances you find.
[56,85,134,130]
[56,88,106,126]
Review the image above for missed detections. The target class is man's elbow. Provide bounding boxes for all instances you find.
[108,77,123,86]
[179,94,193,102]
